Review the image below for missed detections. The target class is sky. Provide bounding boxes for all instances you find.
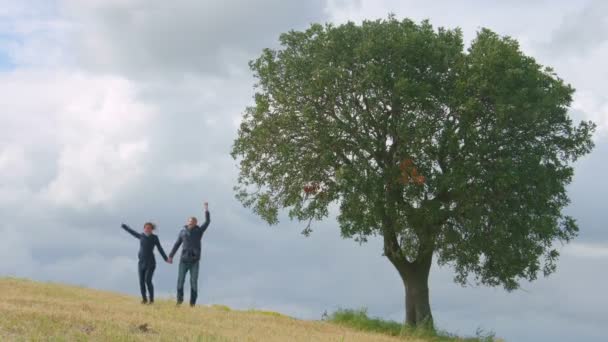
[0,0,607,341]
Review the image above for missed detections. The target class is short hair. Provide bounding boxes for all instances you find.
[144,222,156,230]
[189,217,198,223]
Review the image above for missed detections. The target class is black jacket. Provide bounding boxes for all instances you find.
[169,211,211,263]
[121,224,168,268]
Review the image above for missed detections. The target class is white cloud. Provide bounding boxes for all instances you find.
[0,69,154,209]
[0,144,30,182]
[0,144,32,206]
[166,161,210,184]
[572,91,608,137]
[563,242,608,258]
[42,139,149,207]
[59,0,328,78]
[545,0,608,55]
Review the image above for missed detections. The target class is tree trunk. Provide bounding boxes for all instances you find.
[387,254,434,329]
[403,266,433,328]
[379,178,435,329]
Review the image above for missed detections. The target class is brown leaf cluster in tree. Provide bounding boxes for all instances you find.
[303,182,321,195]
[398,158,425,186]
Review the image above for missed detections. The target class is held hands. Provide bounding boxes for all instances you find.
[167,257,173,264]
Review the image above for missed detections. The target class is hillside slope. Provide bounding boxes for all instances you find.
[0,278,422,341]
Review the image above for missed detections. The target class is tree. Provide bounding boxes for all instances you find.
[231,17,595,328]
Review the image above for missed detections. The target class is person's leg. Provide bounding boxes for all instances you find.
[189,261,200,306]
[183,262,192,303]
[138,266,147,303]
[176,261,187,304]
[146,265,156,303]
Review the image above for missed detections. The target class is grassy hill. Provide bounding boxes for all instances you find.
[0,278,495,341]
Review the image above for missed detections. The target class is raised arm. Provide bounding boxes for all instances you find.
[200,202,211,233]
[121,223,141,239]
[155,236,169,262]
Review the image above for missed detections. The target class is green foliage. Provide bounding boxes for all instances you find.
[327,308,403,336]
[232,15,595,292]
[326,308,497,341]
[248,309,291,318]
[212,304,232,311]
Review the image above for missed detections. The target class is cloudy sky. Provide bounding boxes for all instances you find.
[1,0,607,341]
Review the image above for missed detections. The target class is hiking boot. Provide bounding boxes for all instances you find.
[141,299,148,304]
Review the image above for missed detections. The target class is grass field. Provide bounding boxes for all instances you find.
[0,278,497,341]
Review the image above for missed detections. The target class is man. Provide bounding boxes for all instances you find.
[168,202,211,306]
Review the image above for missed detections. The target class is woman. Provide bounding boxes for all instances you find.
[121,222,169,304]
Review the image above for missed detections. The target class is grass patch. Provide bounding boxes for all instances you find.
[248,309,291,318]
[0,278,418,341]
[326,308,499,342]
[327,308,403,336]
[210,304,232,312]
[0,277,498,341]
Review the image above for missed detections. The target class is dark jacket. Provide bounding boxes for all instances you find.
[121,224,168,268]
[169,211,211,263]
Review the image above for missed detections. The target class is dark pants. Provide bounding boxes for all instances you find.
[177,260,200,305]
[138,264,156,302]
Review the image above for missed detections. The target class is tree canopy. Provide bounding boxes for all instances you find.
[231,16,595,326]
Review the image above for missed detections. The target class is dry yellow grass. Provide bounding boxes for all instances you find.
[0,278,424,342]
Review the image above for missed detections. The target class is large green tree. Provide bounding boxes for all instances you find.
[231,17,595,328]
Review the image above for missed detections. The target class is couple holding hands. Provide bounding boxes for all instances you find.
[121,202,211,306]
